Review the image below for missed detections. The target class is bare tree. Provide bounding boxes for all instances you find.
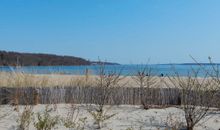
[132,65,158,109]
[87,63,124,129]
[167,67,217,130]
[191,56,220,108]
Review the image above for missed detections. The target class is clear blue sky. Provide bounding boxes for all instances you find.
[0,0,220,64]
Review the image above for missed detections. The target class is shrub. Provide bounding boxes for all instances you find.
[16,105,34,130]
[34,105,60,130]
[62,104,87,130]
[88,106,116,129]
[132,65,158,109]
[167,68,217,130]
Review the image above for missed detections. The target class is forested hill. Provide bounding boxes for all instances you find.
[0,51,118,66]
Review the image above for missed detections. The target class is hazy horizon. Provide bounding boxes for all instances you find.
[1,0,220,64]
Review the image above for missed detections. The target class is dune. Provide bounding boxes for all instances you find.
[0,104,219,130]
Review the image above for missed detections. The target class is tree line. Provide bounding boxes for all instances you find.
[0,50,118,66]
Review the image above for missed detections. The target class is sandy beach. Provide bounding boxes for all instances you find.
[0,104,219,130]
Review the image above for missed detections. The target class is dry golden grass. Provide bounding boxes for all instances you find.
[0,72,97,88]
[0,72,209,89]
[0,72,168,88]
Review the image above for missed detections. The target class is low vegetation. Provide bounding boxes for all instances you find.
[34,105,60,130]
[62,104,87,130]
[0,60,219,130]
[16,105,34,130]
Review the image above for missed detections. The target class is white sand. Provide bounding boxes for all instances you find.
[0,104,219,130]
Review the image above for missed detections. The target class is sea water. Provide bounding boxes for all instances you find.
[0,64,217,77]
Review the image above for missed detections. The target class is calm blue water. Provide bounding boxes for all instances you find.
[0,64,217,77]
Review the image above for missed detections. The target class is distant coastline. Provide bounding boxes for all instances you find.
[159,63,220,66]
[0,50,119,66]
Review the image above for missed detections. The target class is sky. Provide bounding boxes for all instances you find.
[0,0,220,64]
